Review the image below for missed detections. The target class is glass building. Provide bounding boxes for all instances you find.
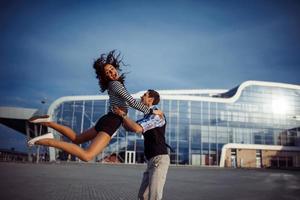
[46,80,300,166]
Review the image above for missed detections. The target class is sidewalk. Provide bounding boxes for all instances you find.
[0,162,299,200]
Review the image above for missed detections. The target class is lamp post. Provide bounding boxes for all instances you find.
[292,115,300,121]
[36,97,48,163]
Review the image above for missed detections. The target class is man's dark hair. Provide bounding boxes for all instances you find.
[148,89,160,105]
[93,50,126,92]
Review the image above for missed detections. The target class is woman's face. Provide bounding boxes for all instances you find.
[104,64,119,81]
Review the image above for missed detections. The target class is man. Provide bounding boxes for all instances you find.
[113,89,170,200]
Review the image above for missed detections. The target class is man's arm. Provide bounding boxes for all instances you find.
[122,115,143,134]
[113,106,143,134]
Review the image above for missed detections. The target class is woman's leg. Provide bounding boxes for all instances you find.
[73,127,98,144]
[36,131,111,162]
[41,122,97,144]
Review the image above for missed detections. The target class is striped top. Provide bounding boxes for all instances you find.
[107,81,151,114]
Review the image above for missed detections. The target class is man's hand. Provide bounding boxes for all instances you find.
[113,106,126,117]
[153,109,164,119]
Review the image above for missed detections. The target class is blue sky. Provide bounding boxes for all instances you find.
[0,0,300,151]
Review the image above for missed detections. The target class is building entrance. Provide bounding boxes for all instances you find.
[125,151,135,164]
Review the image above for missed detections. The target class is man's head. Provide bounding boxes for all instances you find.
[141,89,160,107]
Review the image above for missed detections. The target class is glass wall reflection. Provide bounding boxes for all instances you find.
[51,82,300,165]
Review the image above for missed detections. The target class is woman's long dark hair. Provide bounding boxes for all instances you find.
[93,50,126,92]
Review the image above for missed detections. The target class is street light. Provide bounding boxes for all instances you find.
[292,115,300,121]
[36,97,48,163]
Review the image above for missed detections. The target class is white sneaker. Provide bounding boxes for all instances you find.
[28,132,54,147]
[29,115,51,123]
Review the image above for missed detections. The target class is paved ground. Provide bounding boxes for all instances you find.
[0,162,299,200]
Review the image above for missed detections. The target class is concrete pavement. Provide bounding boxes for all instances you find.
[0,162,299,200]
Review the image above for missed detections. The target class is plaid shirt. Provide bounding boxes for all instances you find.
[136,106,165,133]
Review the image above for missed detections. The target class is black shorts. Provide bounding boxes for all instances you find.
[94,112,123,137]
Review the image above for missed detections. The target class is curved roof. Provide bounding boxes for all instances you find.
[134,89,228,97]
[47,80,300,117]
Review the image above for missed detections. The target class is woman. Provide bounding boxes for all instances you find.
[28,50,162,162]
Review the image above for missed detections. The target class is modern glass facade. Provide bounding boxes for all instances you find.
[48,81,300,166]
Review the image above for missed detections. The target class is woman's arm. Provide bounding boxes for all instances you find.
[109,81,151,114]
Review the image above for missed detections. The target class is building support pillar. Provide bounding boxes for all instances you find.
[25,121,32,162]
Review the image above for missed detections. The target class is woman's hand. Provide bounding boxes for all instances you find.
[153,109,164,119]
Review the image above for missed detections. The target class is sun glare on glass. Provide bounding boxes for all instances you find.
[272,97,288,115]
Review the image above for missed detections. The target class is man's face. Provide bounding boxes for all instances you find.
[140,92,152,106]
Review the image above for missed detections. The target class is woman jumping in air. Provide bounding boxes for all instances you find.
[28,50,162,162]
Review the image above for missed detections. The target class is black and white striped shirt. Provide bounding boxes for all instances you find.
[108,81,151,114]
